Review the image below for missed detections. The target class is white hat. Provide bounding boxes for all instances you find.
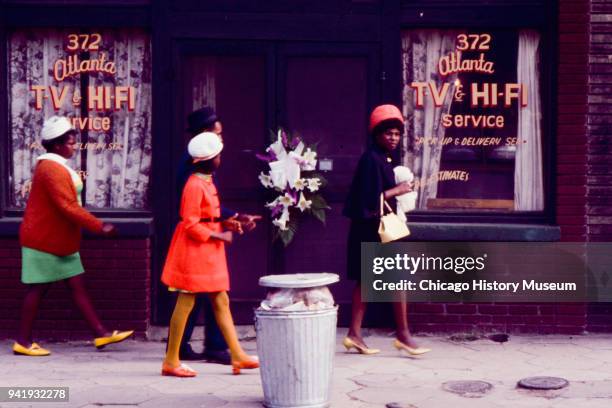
[41,116,74,141]
[188,132,223,162]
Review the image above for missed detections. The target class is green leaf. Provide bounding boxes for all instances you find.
[310,194,330,210]
[279,228,295,246]
[273,216,299,247]
[312,208,326,225]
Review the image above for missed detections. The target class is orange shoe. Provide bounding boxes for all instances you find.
[232,356,259,375]
[161,362,197,377]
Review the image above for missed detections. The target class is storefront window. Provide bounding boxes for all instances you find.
[401,29,544,212]
[8,28,152,209]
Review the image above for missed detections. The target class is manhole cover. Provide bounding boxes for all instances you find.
[442,380,493,397]
[487,333,509,343]
[449,333,481,342]
[518,376,569,390]
[386,403,417,408]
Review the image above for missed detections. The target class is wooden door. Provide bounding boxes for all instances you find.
[277,44,379,321]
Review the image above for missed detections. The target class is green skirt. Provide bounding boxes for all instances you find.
[21,247,84,284]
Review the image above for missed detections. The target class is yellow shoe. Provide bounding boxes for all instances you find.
[342,337,380,355]
[13,342,51,356]
[94,330,134,349]
[393,339,431,356]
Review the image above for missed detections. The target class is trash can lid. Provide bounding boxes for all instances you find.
[259,273,340,288]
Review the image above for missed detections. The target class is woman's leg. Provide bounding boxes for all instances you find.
[347,282,369,346]
[16,283,51,346]
[179,294,203,354]
[392,293,419,348]
[164,292,196,367]
[207,291,249,361]
[65,275,107,338]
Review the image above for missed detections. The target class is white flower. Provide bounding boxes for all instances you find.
[294,178,307,191]
[297,192,312,212]
[278,193,295,207]
[269,150,302,190]
[300,148,317,171]
[272,217,288,231]
[306,178,321,193]
[259,172,274,188]
[265,197,280,208]
[272,207,290,231]
[303,148,317,162]
[268,136,285,159]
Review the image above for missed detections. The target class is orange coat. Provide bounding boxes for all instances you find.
[20,160,104,256]
[161,174,229,292]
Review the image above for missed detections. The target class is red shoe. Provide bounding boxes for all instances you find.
[161,362,197,377]
[232,356,259,375]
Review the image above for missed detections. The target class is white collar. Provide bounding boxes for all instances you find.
[37,153,68,165]
[37,153,80,182]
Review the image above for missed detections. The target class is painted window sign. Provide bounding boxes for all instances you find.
[8,29,152,209]
[401,30,544,212]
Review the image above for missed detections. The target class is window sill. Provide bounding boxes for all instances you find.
[406,222,561,242]
[0,217,154,238]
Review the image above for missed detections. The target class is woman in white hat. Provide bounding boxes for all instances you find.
[160,132,259,377]
[14,116,133,356]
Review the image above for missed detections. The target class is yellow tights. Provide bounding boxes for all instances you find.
[164,291,249,368]
[209,291,249,361]
[164,292,195,367]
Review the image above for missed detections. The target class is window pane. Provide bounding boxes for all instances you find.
[401,29,544,212]
[8,28,152,209]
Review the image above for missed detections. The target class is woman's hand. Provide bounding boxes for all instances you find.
[384,182,414,200]
[222,218,244,234]
[213,231,233,244]
[396,181,414,195]
[101,223,117,237]
[236,214,262,232]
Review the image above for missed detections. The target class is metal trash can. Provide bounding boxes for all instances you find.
[255,273,339,408]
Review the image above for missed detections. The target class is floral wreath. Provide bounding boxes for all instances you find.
[257,129,330,246]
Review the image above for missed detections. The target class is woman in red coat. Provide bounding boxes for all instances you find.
[161,131,259,377]
[15,116,133,356]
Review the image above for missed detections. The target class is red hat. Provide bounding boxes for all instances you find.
[369,104,404,132]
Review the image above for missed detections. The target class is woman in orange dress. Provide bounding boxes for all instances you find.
[161,131,259,377]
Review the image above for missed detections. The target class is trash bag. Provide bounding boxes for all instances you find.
[259,286,334,311]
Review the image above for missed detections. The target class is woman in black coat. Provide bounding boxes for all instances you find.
[342,104,430,356]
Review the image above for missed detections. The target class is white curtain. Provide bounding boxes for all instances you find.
[515,30,544,211]
[86,29,152,209]
[9,29,81,208]
[402,30,458,209]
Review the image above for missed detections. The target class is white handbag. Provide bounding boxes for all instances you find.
[378,193,410,243]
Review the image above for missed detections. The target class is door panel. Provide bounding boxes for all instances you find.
[285,56,368,193]
[280,52,375,310]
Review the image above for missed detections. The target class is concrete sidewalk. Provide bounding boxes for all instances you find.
[1,331,612,408]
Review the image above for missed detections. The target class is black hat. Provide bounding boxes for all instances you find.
[186,107,218,133]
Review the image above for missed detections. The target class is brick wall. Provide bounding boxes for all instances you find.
[0,238,151,341]
[558,0,589,242]
[408,303,586,335]
[586,0,612,332]
[552,0,590,334]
